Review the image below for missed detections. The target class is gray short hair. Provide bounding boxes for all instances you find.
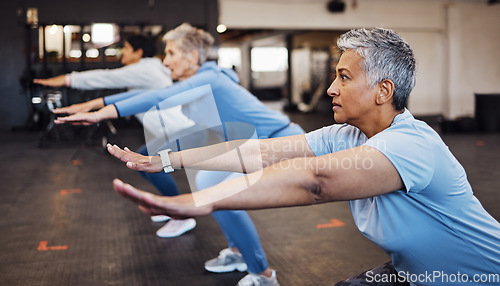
[163,23,215,65]
[337,28,416,111]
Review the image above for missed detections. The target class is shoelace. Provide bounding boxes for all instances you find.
[218,248,235,261]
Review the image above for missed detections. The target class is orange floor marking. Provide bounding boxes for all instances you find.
[476,140,485,146]
[72,160,83,166]
[37,241,69,251]
[316,218,345,229]
[60,188,82,196]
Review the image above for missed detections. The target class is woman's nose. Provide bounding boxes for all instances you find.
[327,79,339,98]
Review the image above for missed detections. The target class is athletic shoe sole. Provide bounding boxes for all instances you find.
[205,263,248,273]
[156,219,196,238]
[151,215,171,222]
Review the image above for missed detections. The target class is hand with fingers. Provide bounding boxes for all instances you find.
[33,75,66,87]
[53,102,93,115]
[54,112,100,125]
[107,144,163,173]
[112,178,213,218]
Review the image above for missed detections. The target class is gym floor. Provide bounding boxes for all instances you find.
[1,108,499,286]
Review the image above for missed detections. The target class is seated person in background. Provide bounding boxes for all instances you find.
[109,27,500,286]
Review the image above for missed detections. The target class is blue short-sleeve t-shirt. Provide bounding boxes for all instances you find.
[305,109,500,285]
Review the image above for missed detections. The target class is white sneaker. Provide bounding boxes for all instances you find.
[156,218,196,238]
[237,270,279,286]
[151,215,171,222]
[205,248,248,273]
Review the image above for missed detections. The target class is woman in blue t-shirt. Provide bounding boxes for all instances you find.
[109,28,500,286]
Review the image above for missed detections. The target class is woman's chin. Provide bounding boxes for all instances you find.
[333,113,345,124]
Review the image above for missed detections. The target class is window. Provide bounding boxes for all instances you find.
[36,23,163,63]
[250,47,288,72]
[218,47,241,69]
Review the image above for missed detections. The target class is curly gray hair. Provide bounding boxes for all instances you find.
[337,28,416,111]
[163,23,215,66]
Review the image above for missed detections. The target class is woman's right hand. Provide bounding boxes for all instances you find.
[33,75,66,87]
[107,144,164,173]
[113,178,213,218]
[54,112,100,125]
[53,102,92,115]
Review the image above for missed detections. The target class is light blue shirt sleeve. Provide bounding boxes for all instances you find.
[364,124,435,193]
[305,124,366,156]
[305,117,435,193]
[103,90,146,106]
[112,71,215,117]
[306,110,435,194]
[304,126,336,156]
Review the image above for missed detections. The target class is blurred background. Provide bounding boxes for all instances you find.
[1,0,500,133]
[1,2,499,285]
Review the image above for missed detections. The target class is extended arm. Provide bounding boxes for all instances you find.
[56,81,212,125]
[54,104,118,125]
[113,145,404,218]
[112,83,213,118]
[53,89,146,124]
[69,67,140,90]
[107,134,316,174]
[33,67,146,90]
[33,75,67,87]
[53,87,201,126]
[52,98,105,115]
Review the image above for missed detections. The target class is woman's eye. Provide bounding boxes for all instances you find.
[340,74,348,80]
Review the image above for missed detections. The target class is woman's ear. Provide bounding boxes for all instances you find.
[133,48,144,60]
[376,79,395,105]
[188,49,200,67]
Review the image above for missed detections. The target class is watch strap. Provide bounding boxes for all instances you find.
[158,149,174,173]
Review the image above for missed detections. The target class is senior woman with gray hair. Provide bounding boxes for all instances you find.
[56,23,306,286]
[110,27,500,285]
